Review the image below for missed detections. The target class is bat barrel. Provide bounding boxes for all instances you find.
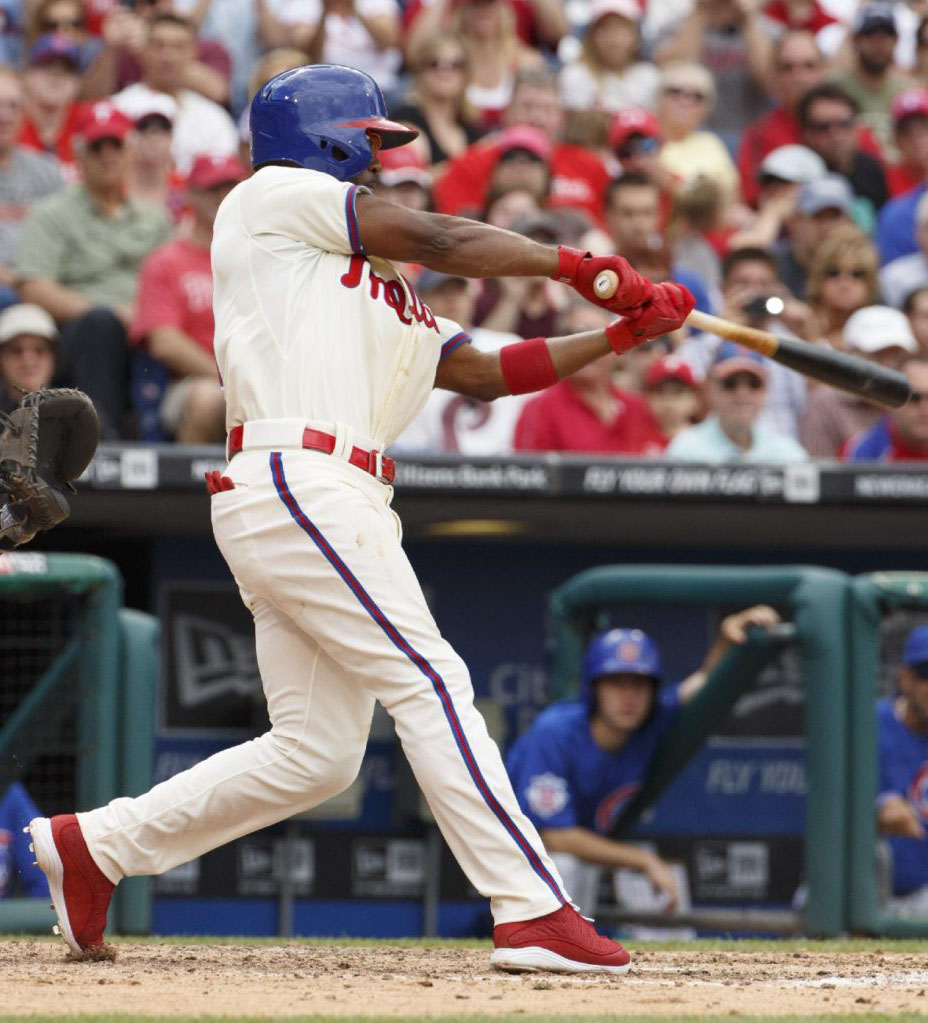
[773,335,911,409]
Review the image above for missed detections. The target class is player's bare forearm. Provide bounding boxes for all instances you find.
[356,193,558,278]
[540,826,659,871]
[435,329,611,401]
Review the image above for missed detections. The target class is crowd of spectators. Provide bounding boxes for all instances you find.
[0,0,926,460]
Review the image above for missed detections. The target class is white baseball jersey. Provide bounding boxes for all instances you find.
[78,162,571,929]
[212,165,470,446]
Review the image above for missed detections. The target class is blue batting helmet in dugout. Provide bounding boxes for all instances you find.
[249,64,419,181]
[581,628,662,706]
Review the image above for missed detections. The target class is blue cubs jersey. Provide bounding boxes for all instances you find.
[0,783,49,898]
[877,698,928,896]
[506,687,681,835]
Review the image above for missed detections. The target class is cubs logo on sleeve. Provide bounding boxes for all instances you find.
[526,773,570,819]
[907,762,928,821]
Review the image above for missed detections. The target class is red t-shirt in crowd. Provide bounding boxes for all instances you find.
[737,106,885,207]
[886,162,925,198]
[132,238,214,353]
[432,138,610,228]
[513,380,665,455]
[18,102,90,180]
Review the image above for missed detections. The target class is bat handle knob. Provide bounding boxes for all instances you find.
[594,270,619,299]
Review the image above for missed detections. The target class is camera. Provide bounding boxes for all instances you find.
[742,295,785,320]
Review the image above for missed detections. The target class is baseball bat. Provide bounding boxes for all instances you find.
[593,270,912,409]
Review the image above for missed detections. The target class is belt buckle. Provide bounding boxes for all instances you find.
[370,449,383,480]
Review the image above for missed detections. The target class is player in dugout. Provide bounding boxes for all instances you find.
[877,624,928,916]
[507,605,780,917]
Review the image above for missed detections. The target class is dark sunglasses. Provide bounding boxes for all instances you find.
[719,374,764,391]
[909,660,928,680]
[617,136,660,158]
[908,391,928,406]
[824,266,868,280]
[807,117,854,133]
[775,59,821,73]
[88,137,124,154]
[41,16,84,29]
[423,58,466,72]
[663,85,707,102]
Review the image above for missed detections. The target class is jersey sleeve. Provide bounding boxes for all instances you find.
[507,718,578,831]
[244,167,369,256]
[435,316,472,362]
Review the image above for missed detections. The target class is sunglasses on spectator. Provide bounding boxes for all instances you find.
[719,374,764,391]
[909,660,928,679]
[775,59,820,73]
[41,16,84,29]
[908,392,928,406]
[617,136,660,158]
[663,85,706,103]
[87,137,124,154]
[806,117,854,133]
[423,58,466,72]
[823,266,868,279]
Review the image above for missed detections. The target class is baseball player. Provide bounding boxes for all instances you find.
[877,625,928,913]
[507,606,780,917]
[27,65,693,974]
[0,783,48,899]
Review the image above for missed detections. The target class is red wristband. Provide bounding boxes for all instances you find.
[605,319,642,355]
[499,337,558,395]
[551,245,587,284]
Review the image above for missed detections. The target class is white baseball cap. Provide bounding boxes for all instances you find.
[842,305,917,354]
[759,145,826,185]
[0,303,58,346]
[588,0,641,25]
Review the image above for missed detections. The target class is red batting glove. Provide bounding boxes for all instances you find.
[552,246,653,314]
[604,282,696,355]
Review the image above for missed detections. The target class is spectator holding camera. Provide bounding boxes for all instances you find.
[667,343,807,463]
[845,356,928,461]
[876,625,928,915]
[16,102,171,437]
[677,248,811,439]
[133,154,246,443]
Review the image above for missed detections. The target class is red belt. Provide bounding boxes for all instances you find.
[226,425,395,484]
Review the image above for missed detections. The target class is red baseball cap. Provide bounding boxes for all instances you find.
[188,154,249,190]
[77,102,133,145]
[496,125,553,163]
[644,355,698,391]
[892,87,928,126]
[609,108,661,152]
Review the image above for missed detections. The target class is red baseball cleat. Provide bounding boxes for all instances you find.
[27,815,114,956]
[491,905,631,974]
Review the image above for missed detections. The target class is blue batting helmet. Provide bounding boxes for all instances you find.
[249,64,419,181]
[580,628,662,707]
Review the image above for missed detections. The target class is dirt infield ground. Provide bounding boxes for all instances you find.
[4,939,928,1019]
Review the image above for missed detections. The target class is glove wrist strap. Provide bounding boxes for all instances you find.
[605,320,642,356]
[552,246,589,285]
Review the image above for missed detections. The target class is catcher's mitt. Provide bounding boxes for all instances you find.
[0,388,100,549]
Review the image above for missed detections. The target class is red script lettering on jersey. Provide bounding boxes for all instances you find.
[340,255,440,333]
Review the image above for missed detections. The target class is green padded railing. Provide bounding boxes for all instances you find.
[0,555,158,936]
[847,572,928,937]
[548,564,851,937]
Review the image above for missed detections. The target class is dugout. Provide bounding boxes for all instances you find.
[0,554,158,937]
[548,564,850,937]
[847,572,928,938]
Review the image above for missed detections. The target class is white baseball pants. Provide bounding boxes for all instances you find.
[79,446,569,924]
